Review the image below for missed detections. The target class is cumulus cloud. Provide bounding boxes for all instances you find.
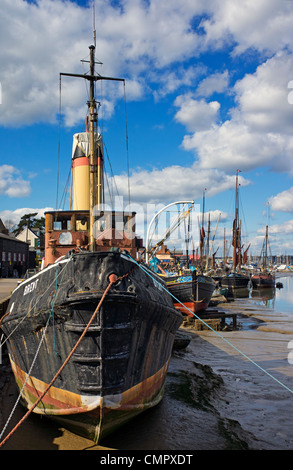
[0,165,31,198]
[0,207,53,230]
[201,0,293,55]
[269,187,293,213]
[0,0,209,127]
[2,0,292,129]
[109,165,250,205]
[177,51,293,173]
[174,96,220,132]
[196,70,230,97]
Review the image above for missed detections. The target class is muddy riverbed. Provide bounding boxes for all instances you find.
[1,276,293,450]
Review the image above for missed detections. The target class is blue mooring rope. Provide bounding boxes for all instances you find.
[126,254,293,395]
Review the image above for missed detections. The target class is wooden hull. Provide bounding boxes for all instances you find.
[165,273,216,316]
[221,273,250,289]
[1,251,182,443]
[251,273,275,288]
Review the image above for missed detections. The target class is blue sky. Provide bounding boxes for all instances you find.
[1,0,293,258]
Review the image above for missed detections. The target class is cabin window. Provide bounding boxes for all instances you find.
[53,217,71,231]
[76,217,88,231]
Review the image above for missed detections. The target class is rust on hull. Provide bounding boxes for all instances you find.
[166,272,216,317]
[10,357,170,442]
[1,251,182,443]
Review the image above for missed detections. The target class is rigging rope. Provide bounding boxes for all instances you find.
[0,260,70,444]
[56,74,62,210]
[0,260,70,348]
[123,81,131,209]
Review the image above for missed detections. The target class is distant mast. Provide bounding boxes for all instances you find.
[233,170,240,271]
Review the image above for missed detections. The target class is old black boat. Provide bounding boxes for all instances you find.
[0,44,182,445]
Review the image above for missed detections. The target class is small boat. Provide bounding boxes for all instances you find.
[251,271,275,288]
[165,271,216,316]
[0,44,182,445]
[221,272,250,289]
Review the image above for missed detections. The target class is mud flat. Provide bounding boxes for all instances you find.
[1,284,293,450]
[185,297,293,450]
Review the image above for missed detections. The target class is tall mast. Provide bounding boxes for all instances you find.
[60,46,125,251]
[233,170,240,270]
[89,45,97,251]
[200,188,206,269]
[264,202,269,269]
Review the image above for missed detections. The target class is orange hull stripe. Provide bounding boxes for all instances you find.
[10,356,170,415]
[174,301,207,316]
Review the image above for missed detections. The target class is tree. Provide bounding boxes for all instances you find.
[13,213,45,236]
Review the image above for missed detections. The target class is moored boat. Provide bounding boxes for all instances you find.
[0,44,182,445]
[251,271,275,288]
[165,271,216,316]
[221,272,250,289]
[251,204,275,289]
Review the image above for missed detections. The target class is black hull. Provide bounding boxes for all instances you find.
[221,273,250,289]
[1,251,182,442]
[251,273,275,288]
[165,272,216,315]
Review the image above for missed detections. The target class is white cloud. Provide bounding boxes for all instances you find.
[269,187,293,213]
[0,0,209,127]
[268,219,293,236]
[201,0,293,55]
[0,207,53,228]
[0,165,31,198]
[178,51,293,173]
[233,51,293,135]
[196,70,230,97]
[174,96,220,132]
[109,164,250,205]
[0,0,292,129]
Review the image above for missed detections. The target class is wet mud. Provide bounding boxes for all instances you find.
[1,283,293,450]
[0,336,263,451]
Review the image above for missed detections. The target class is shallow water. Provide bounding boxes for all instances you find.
[251,272,293,313]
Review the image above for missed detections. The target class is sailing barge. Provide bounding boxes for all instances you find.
[221,171,250,290]
[251,205,275,289]
[0,45,182,444]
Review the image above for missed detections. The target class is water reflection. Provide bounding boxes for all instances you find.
[250,273,293,313]
[250,287,275,308]
[274,273,293,313]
